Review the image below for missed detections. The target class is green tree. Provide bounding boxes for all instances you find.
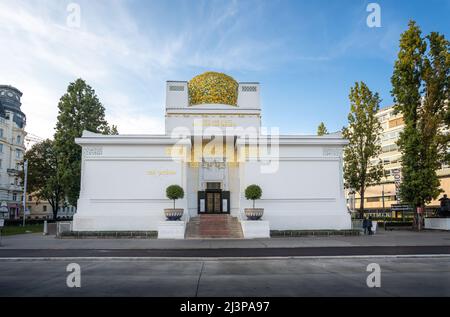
[166,185,184,209]
[391,21,448,229]
[343,82,384,218]
[425,32,450,164]
[244,184,262,208]
[21,140,64,220]
[54,79,118,206]
[317,122,328,136]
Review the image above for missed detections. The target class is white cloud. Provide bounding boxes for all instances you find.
[0,0,290,139]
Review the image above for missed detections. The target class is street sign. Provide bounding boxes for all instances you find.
[391,204,412,211]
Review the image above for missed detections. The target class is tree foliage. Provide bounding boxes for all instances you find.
[343,82,384,216]
[166,185,184,209]
[391,21,449,216]
[317,122,328,136]
[245,184,262,208]
[54,79,118,206]
[22,139,63,220]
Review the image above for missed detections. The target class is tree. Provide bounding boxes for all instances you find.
[426,33,450,164]
[21,140,64,220]
[244,184,262,208]
[343,82,384,218]
[166,185,184,209]
[391,21,449,230]
[54,79,118,206]
[317,122,328,136]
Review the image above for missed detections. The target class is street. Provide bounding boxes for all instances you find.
[1,256,449,296]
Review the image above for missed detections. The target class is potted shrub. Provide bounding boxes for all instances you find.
[164,185,184,221]
[244,184,264,220]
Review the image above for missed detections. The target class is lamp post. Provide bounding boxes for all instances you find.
[22,160,28,227]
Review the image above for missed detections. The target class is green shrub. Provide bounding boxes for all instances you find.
[166,185,184,209]
[245,184,262,208]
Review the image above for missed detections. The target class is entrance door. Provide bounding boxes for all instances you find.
[205,182,222,214]
[206,191,222,213]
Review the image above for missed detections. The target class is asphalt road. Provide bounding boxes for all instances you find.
[1,256,449,296]
[1,245,450,258]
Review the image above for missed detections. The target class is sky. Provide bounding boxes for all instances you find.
[0,0,449,140]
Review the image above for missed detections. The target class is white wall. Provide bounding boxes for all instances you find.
[73,142,187,231]
[240,144,351,230]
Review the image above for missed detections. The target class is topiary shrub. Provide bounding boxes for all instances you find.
[166,185,184,209]
[245,184,262,208]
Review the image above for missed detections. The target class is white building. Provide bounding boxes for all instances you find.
[0,85,26,219]
[73,72,351,237]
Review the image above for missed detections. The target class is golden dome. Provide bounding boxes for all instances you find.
[188,72,238,106]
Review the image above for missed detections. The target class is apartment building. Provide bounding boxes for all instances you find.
[352,104,450,216]
[0,85,27,219]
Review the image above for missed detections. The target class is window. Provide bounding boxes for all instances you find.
[43,205,47,212]
[367,197,380,202]
[0,144,3,153]
[15,149,21,159]
[12,193,17,201]
[16,135,21,144]
[0,159,2,168]
[28,195,32,201]
[206,182,221,190]
[0,129,3,138]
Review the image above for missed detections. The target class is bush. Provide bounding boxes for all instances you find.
[245,184,262,208]
[166,185,184,209]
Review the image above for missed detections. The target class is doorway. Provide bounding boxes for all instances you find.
[205,182,221,213]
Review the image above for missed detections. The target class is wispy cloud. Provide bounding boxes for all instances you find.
[0,0,287,138]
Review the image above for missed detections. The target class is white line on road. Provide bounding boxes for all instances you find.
[1,254,450,261]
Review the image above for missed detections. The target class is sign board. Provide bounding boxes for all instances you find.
[391,204,412,211]
[392,169,402,203]
[222,199,228,213]
[199,199,205,212]
[0,219,4,227]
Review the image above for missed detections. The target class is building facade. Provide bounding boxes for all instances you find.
[0,85,26,219]
[24,194,77,220]
[352,105,450,216]
[72,72,351,235]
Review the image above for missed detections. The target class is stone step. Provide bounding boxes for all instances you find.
[186,215,243,239]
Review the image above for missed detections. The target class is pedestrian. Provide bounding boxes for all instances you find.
[367,216,373,235]
[362,217,368,235]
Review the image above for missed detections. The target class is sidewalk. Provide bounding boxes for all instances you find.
[1,229,449,250]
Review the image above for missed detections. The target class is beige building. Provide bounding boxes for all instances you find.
[351,105,450,216]
[24,194,77,220]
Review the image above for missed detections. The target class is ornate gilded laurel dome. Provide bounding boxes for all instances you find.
[188,72,238,106]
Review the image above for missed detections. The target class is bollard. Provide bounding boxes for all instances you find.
[43,220,48,236]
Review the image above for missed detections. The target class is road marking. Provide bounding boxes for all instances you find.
[1,254,450,261]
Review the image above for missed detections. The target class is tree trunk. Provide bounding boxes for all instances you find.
[173,199,175,209]
[359,189,365,219]
[253,200,255,209]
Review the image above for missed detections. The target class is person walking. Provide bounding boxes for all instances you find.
[367,216,373,235]
[362,217,368,235]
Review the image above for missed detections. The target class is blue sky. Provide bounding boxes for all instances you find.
[0,0,449,138]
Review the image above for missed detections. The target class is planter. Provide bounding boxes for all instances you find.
[244,208,264,220]
[164,208,184,221]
